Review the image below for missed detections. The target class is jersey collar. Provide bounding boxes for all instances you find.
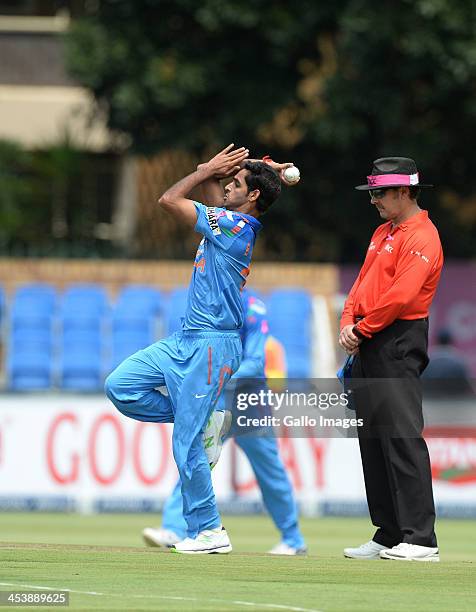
[390,209,429,233]
[237,212,263,235]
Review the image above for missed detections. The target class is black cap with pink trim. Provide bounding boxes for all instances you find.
[355,157,433,191]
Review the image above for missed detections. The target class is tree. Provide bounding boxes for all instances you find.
[65,0,476,261]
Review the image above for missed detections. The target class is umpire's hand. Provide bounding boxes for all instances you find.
[339,325,361,355]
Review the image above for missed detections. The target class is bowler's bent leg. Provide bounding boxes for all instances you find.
[105,341,175,423]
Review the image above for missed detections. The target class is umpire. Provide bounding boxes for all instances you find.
[339,157,443,562]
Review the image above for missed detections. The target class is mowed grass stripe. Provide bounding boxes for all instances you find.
[0,581,322,612]
[0,515,474,611]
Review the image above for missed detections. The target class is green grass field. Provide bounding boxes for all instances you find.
[1,514,474,611]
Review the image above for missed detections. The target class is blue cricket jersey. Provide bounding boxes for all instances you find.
[234,290,269,379]
[182,202,262,331]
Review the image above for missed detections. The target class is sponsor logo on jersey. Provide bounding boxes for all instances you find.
[206,207,221,235]
[231,220,246,235]
[410,249,429,263]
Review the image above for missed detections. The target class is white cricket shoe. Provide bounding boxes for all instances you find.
[172,527,232,554]
[344,540,389,559]
[142,527,182,548]
[268,542,308,556]
[203,410,232,469]
[380,543,439,562]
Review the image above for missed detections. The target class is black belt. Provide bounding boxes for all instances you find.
[354,315,428,323]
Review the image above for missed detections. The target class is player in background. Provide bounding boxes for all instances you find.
[142,289,308,555]
[105,145,293,554]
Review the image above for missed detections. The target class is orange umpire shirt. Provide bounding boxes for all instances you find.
[341,210,443,338]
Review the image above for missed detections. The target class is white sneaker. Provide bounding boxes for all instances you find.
[171,527,232,554]
[203,410,232,469]
[268,542,308,556]
[142,527,182,548]
[380,543,439,562]
[344,540,389,559]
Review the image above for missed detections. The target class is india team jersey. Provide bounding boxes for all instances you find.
[235,290,269,379]
[182,202,262,331]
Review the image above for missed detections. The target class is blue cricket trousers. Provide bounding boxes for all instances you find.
[104,330,241,538]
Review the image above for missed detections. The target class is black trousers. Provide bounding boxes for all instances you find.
[351,319,437,548]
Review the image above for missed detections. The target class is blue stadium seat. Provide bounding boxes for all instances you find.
[112,330,152,368]
[59,311,105,390]
[111,316,155,365]
[166,287,188,334]
[14,283,56,306]
[57,286,109,390]
[61,284,108,318]
[267,289,313,378]
[10,327,52,353]
[8,286,56,390]
[60,348,104,391]
[62,314,102,334]
[115,285,162,316]
[111,287,162,367]
[11,284,57,330]
[63,328,102,351]
[286,354,312,378]
[11,311,54,333]
[8,348,53,390]
[268,289,312,315]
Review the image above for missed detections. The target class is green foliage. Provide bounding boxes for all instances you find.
[65,0,476,260]
[0,140,118,257]
[0,140,36,249]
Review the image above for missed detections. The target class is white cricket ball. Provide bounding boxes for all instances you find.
[283,165,300,184]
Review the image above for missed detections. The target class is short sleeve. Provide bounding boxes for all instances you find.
[194,201,250,249]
